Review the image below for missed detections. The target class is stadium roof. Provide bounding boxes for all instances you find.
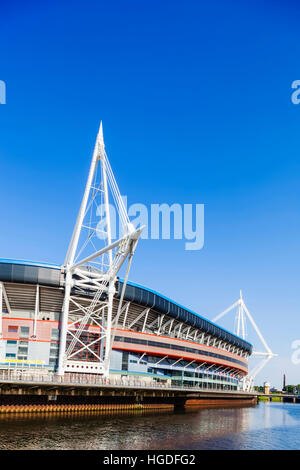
[0,259,252,353]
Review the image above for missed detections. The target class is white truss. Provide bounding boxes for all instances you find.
[57,122,143,376]
[212,290,277,391]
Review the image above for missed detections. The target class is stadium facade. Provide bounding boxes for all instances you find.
[0,259,252,391]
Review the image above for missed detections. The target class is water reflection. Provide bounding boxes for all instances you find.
[0,402,299,450]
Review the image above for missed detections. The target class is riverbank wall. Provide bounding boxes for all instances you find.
[0,379,257,414]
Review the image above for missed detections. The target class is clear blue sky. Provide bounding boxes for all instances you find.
[1,0,300,388]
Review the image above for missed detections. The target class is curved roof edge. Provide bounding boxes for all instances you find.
[0,258,61,269]
[117,278,252,353]
[0,258,62,287]
[0,259,252,353]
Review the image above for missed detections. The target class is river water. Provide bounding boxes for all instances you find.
[0,402,299,450]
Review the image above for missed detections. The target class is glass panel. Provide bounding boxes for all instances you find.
[20,327,30,338]
[51,329,60,340]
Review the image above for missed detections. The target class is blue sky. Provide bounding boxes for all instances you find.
[1,0,300,387]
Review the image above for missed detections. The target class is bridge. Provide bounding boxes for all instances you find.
[257,393,300,403]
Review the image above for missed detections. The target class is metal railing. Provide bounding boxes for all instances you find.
[0,369,252,394]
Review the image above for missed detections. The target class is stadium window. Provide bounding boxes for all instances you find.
[20,326,30,338]
[6,353,16,358]
[7,340,17,344]
[147,356,156,363]
[18,347,28,354]
[122,351,129,370]
[51,329,60,340]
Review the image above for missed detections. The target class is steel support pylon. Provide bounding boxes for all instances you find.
[212,291,277,391]
[57,122,143,376]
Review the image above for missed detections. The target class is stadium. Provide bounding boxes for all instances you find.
[0,258,252,391]
[0,123,254,393]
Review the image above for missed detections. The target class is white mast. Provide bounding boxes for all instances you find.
[212,291,277,391]
[57,122,142,376]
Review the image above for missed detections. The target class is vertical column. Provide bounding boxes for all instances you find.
[57,269,72,376]
[33,285,39,337]
[102,153,113,377]
[104,282,115,376]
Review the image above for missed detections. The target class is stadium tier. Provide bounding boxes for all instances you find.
[0,259,252,391]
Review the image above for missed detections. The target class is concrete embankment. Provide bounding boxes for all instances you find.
[0,385,257,414]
